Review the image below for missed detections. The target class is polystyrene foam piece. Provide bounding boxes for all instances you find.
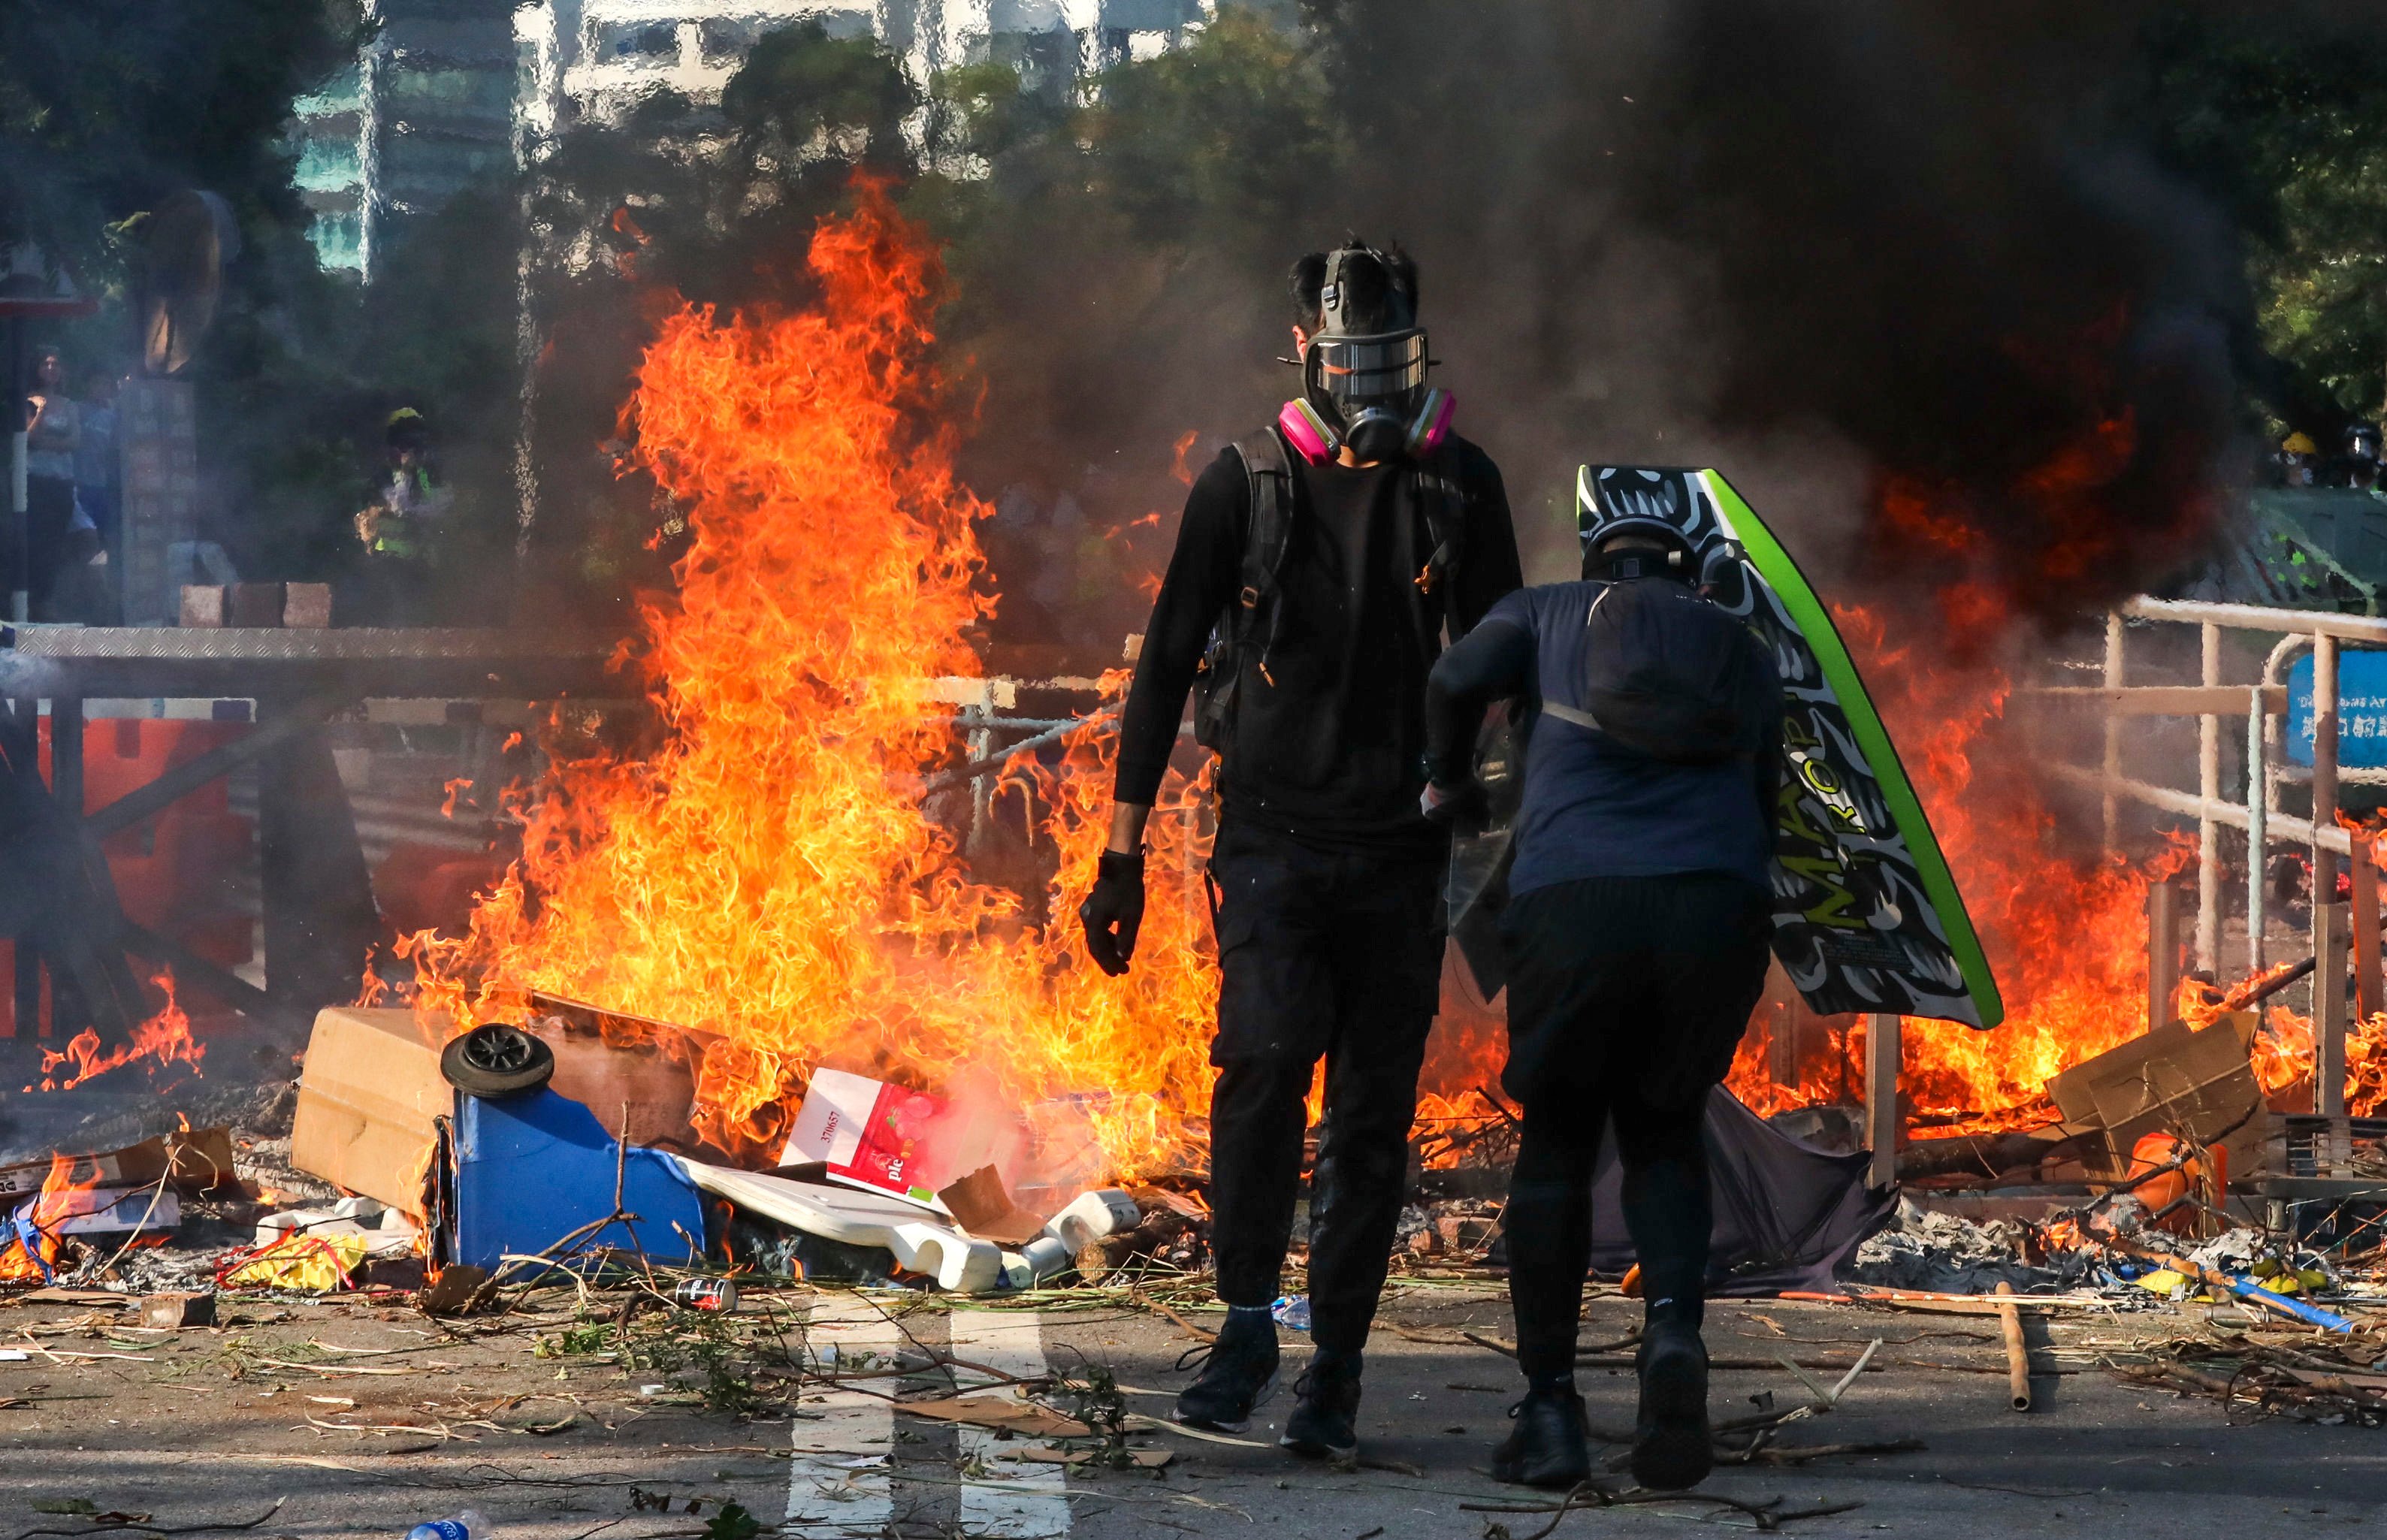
[677,1159,1003,1293]
[1042,1189,1141,1253]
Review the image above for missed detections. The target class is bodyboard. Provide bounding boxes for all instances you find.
[1578,466,2002,1029]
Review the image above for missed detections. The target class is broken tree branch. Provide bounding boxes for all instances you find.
[7,1498,286,1540]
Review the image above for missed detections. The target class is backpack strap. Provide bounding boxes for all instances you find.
[1411,446,1467,600]
[1229,427,1298,683]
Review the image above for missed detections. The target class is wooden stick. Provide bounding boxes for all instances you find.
[1995,1282,2031,1413]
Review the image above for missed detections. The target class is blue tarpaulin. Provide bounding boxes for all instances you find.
[451,1088,709,1273]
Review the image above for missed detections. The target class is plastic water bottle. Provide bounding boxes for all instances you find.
[406,1512,489,1540]
[1271,1294,1311,1331]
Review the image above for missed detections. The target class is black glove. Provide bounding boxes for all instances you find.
[1079,850,1147,977]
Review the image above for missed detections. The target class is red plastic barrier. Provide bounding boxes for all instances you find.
[1,720,259,1037]
[41,717,248,820]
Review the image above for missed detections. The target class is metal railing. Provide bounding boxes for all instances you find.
[2040,596,2387,1121]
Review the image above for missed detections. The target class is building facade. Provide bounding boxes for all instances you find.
[298,0,1213,276]
[291,0,518,279]
[514,1,1210,142]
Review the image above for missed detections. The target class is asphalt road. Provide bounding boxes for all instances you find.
[0,1284,2378,1539]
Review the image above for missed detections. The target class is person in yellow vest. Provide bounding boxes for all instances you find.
[351,409,455,624]
[354,409,453,559]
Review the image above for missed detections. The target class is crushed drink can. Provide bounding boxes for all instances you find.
[672,1276,739,1313]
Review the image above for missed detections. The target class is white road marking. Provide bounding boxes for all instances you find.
[786,1296,902,1532]
[950,1309,1073,1538]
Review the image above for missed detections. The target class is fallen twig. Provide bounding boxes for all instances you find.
[1122,1413,1270,1448]
[6,1497,286,1540]
[1128,1291,1218,1345]
[1355,1455,1425,1477]
[252,1357,418,1377]
[1461,1478,1861,1535]
[303,1415,476,1441]
[1724,1437,1928,1466]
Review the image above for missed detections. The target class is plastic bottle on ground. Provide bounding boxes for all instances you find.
[406,1511,491,1540]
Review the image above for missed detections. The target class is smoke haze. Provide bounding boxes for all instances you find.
[1280,0,2262,619]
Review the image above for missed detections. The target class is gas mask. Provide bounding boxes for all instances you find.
[1279,244,1453,465]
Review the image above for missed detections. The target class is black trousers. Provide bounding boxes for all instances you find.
[25,476,74,622]
[1496,874,1771,1383]
[1206,819,1445,1356]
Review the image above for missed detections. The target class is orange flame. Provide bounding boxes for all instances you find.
[35,973,201,1092]
[1168,430,1201,488]
[1720,604,2175,1134]
[1726,393,2218,1139]
[406,183,1217,1175]
[0,1152,104,1282]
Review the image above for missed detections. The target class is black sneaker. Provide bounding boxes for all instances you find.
[1280,1354,1362,1460]
[1490,1386,1591,1489]
[1631,1326,1712,1490]
[1174,1317,1279,1433]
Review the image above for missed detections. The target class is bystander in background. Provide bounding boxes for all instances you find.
[22,345,98,620]
[351,407,452,624]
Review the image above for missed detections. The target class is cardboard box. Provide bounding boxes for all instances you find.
[2049,1013,2267,1179]
[0,1126,240,1200]
[937,1164,1046,1246]
[530,1018,698,1149]
[289,1007,452,1216]
[782,1067,951,1209]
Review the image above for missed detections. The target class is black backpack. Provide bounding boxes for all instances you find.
[1544,577,1775,763]
[1192,426,1467,750]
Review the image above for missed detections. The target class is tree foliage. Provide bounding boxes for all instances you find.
[508,9,1335,636]
[2147,12,2387,431]
[0,0,359,272]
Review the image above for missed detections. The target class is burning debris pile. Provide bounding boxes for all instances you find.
[397,183,1220,1181]
[10,151,2387,1477]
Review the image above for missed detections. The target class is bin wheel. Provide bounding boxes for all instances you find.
[440,1023,556,1098]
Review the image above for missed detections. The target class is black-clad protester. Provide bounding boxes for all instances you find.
[1080,243,1521,1457]
[1420,515,1783,1492]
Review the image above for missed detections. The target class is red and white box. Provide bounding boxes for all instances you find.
[781,1067,952,1210]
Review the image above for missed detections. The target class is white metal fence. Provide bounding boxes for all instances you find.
[2040,596,2387,1119]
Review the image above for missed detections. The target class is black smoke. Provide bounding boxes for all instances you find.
[1292,0,2260,622]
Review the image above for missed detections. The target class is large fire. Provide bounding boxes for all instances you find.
[1722,605,2175,1134]
[1722,414,2219,1138]
[400,179,2250,1179]
[406,183,1217,1176]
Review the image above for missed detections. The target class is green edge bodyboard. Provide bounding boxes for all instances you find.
[1578,465,2003,1030]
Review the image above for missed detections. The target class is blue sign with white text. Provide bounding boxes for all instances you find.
[2287,648,2387,768]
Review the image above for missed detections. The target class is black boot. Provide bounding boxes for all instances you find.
[1174,1312,1280,1433]
[1281,1351,1362,1460]
[1491,1384,1591,1489]
[1631,1325,1712,1490]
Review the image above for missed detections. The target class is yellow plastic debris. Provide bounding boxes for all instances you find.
[221,1233,371,1291]
[2135,1268,2189,1297]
